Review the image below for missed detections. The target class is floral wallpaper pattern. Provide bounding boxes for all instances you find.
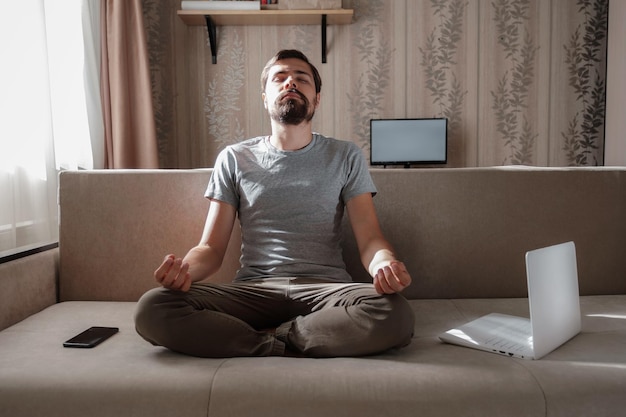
[347,0,391,152]
[205,28,246,150]
[142,0,608,169]
[490,0,538,165]
[561,0,608,166]
[419,0,467,136]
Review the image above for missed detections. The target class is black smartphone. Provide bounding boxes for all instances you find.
[63,326,119,348]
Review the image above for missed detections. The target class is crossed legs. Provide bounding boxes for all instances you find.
[134,278,414,358]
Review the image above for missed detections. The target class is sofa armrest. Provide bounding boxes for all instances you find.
[0,247,59,331]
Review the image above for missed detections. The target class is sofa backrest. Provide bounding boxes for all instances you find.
[59,167,626,302]
[59,170,239,302]
[347,167,626,299]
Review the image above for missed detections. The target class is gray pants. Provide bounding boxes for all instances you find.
[134,278,415,358]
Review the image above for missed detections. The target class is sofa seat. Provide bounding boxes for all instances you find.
[1,296,625,417]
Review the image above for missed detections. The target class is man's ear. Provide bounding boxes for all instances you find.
[262,92,268,109]
[314,93,321,108]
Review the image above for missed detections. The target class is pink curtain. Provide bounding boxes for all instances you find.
[100,0,159,169]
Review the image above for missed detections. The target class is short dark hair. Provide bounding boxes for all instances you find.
[260,49,322,94]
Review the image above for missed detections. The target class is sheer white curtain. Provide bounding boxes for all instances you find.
[0,0,103,256]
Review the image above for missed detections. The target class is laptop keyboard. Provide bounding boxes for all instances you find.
[482,316,533,353]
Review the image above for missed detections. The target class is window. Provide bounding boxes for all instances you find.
[0,0,102,257]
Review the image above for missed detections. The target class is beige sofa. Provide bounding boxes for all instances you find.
[1,167,625,417]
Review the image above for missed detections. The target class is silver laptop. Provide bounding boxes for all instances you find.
[439,241,581,360]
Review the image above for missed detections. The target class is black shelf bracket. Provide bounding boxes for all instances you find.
[204,15,217,64]
[203,13,330,64]
[321,14,327,63]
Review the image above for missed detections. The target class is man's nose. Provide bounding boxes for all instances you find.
[284,76,297,90]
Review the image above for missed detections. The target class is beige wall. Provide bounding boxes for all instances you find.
[144,0,609,169]
[605,0,626,166]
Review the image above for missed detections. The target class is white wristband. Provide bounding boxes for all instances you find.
[368,249,395,277]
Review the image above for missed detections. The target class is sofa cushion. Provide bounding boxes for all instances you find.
[1,296,625,417]
[0,302,226,417]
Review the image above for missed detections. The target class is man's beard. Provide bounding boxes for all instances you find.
[269,89,316,125]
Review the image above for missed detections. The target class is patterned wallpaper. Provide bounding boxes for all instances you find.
[143,0,608,169]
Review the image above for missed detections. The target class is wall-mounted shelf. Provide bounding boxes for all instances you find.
[177,9,354,64]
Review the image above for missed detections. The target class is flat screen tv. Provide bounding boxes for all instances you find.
[370,118,448,167]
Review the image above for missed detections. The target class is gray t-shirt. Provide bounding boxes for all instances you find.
[205,133,377,282]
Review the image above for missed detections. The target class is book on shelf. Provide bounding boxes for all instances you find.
[181,1,262,11]
[279,0,341,9]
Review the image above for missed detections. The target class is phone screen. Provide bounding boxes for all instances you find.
[63,326,119,348]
